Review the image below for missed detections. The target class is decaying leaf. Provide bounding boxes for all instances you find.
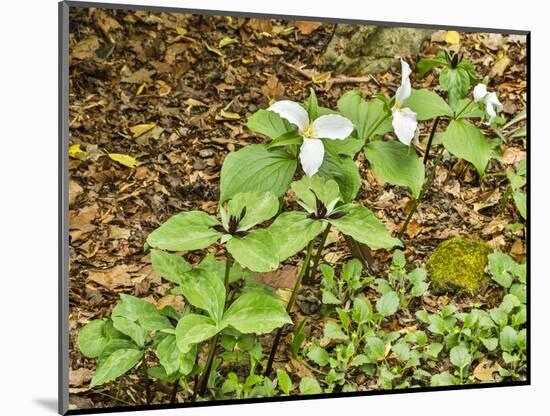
[445,31,461,44]
[473,359,502,382]
[88,265,133,290]
[295,21,322,35]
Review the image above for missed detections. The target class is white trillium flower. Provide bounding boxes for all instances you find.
[392,59,418,146]
[473,83,503,123]
[267,101,354,176]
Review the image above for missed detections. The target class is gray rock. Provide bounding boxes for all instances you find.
[321,25,432,75]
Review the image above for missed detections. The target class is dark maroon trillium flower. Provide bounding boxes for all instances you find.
[307,189,347,221]
[211,207,249,237]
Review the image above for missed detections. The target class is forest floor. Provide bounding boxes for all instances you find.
[67,7,527,410]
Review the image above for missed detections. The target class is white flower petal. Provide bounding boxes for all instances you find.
[267,100,309,132]
[473,83,488,102]
[395,59,412,105]
[485,101,497,123]
[486,92,503,112]
[310,114,354,140]
[299,138,325,176]
[392,107,418,146]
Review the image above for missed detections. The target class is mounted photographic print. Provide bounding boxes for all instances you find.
[59,1,529,414]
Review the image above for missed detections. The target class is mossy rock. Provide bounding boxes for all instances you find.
[321,25,432,75]
[426,237,492,295]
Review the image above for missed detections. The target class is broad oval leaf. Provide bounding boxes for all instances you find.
[221,291,292,334]
[318,153,361,203]
[227,191,279,230]
[155,335,180,375]
[179,268,226,322]
[328,204,402,249]
[175,313,220,353]
[403,89,453,120]
[364,140,425,199]
[247,109,296,140]
[226,228,280,272]
[442,119,490,176]
[146,211,221,251]
[290,175,340,211]
[112,294,172,332]
[90,349,143,387]
[337,91,391,140]
[220,144,297,203]
[439,67,470,109]
[151,249,192,284]
[268,211,324,261]
[78,319,110,358]
[112,316,148,347]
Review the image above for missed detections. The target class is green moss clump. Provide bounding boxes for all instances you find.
[426,237,492,295]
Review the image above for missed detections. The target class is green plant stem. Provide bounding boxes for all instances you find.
[398,151,444,239]
[305,223,332,284]
[194,252,233,399]
[423,116,440,165]
[142,354,151,405]
[264,240,315,376]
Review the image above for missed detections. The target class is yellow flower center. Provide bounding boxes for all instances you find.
[302,123,315,139]
[394,102,402,111]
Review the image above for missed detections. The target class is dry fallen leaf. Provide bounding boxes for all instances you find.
[445,31,461,44]
[255,265,298,289]
[262,75,285,99]
[473,359,502,382]
[157,295,185,314]
[295,21,322,35]
[491,53,511,77]
[121,67,156,84]
[70,367,94,387]
[129,123,156,138]
[69,180,83,205]
[107,152,137,168]
[88,265,133,290]
[72,37,99,60]
[69,204,99,232]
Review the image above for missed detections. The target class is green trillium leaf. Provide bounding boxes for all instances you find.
[221,291,292,334]
[146,211,221,251]
[112,294,172,332]
[227,191,279,230]
[178,268,226,323]
[220,144,297,203]
[291,175,340,211]
[317,153,361,203]
[337,90,391,140]
[78,319,111,358]
[328,204,402,249]
[364,140,425,199]
[90,349,144,387]
[150,249,192,284]
[175,313,220,353]
[442,119,490,176]
[247,109,296,140]
[403,89,453,120]
[226,228,280,272]
[268,211,324,261]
